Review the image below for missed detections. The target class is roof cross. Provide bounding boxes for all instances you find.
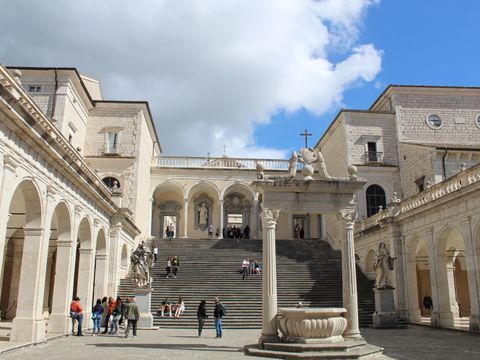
[300,129,312,148]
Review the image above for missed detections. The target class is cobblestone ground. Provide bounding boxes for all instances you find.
[2,326,480,360]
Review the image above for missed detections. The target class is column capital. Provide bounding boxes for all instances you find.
[260,208,280,229]
[337,210,357,229]
[56,240,74,248]
[23,227,44,237]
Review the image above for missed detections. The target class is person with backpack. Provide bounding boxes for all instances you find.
[197,300,208,337]
[213,297,225,338]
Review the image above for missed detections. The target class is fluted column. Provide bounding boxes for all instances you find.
[218,200,224,239]
[147,197,154,236]
[252,200,259,239]
[259,208,280,344]
[182,199,188,238]
[339,211,362,339]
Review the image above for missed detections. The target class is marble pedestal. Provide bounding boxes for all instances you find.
[135,287,156,329]
[372,287,399,328]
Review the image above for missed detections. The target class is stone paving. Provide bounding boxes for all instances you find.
[1,325,479,359]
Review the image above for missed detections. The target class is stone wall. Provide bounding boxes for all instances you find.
[398,144,436,199]
[319,116,348,177]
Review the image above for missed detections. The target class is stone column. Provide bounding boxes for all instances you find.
[405,253,422,323]
[7,238,24,319]
[259,208,280,344]
[11,228,47,343]
[107,224,121,296]
[339,211,362,339]
[93,254,108,301]
[182,199,188,238]
[218,200,224,239]
[252,200,258,239]
[48,240,75,334]
[76,248,95,324]
[147,197,154,237]
[42,250,56,313]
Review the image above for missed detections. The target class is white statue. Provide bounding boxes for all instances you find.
[256,162,265,179]
[348,165,358,181]
[130,241,154,288]
[199,203,208,225]
[288,151,298,177]
[373,241,395,289]
[298,148,331,180]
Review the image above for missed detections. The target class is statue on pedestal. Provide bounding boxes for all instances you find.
[373,241,395,289]
[288,151,298,177]
[130,241,154,288]
[298,148,331,180]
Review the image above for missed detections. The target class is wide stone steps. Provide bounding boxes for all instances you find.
[117,238,375,329]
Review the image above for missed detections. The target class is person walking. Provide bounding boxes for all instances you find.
[100,296,108,333]
[91,298,104,336]
[244,225,250,239]
[102,297,115,334]
[110,297,122,335]
[208,224,215,240]
[213,297,225,338]
[241,258,249,280]
[125,297,139,338]
[166,256,172,278]
[172,256,180,278]
[153,246,158,263]
[196,300,208,337]
[70,296,84,336]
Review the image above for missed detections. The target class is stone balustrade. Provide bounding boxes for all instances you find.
[277,308,348,344]
[154,155,298,170]
[355,162,480,233]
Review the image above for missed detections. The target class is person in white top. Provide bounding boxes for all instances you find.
[208,224,215,240]
[153,247,158,262]
[242,259,249,280]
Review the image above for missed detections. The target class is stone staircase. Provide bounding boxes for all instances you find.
[117,238,375,329]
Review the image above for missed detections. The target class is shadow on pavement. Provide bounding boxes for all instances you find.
[88,343,243,353]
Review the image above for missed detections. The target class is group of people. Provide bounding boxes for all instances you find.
[159,296,185,318]
[165,256,180,278]
[70,295,140,338]
[165,224,175,241]
[293,223,305,240]
[240,258,261,279]
[224,224,250,240]
[197,297,226,338]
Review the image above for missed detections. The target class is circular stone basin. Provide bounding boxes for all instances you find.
[277,308,347,343]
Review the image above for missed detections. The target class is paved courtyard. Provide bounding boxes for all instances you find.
[2,326,479,359]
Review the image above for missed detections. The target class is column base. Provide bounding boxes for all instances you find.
[258,333,280,345]
[47,313,71,334]
[343,329,363,340]
[135,287,155,329]
[11,317,46,343]
[469,315,480,332]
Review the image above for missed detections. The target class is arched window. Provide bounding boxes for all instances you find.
[366,184,386,217]
[102,176,120,189]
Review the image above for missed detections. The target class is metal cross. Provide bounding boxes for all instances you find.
[300,129,312,148]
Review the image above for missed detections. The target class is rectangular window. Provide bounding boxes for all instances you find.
[107,132,119,153]
[415,176,426,193]
[28,85,41,93]
[367,142,377,162]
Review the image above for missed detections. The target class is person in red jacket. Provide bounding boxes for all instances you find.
[70,296,84,336]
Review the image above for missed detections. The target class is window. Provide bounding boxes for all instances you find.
[426,114,442,129]
[102,176,120,189]
[28,85,41,93]
[415,176,426,193]
[366,184,386,217]
[106,132,119,154]
[367,142,378,162]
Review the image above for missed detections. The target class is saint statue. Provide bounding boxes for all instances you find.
[373,241,395,289]
[130,241,154,288]
[199,203,208,225]
[288,151,298,177]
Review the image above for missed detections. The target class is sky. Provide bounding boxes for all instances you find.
[0,0,478,159]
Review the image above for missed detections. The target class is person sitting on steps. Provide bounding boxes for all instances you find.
[160,298,172,317]
[174,296,185,318]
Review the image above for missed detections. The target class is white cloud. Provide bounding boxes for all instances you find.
[0,0,382,158]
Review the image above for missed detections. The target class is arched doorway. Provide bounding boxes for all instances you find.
[365,184,386,217]
[93,229,108,303]
[151,182,184,238]
[405,236,432,323]
[223,183,255,239]
[0,180,44,342]
[188,182,220,239]
[435,227,471,327]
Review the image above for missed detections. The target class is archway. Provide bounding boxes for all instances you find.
[436,227,470,327]
[93,229,108,302]
[223,183,255,239]
[365,184,386,217]
[151,182,184,238]
[0,180,44,342]
[187,182,220,239]
[72,217,94,320]
[46,202,75,334]
[405,236,431,323]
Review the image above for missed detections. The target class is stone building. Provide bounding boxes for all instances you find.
[2,61,480,348]
[315,85,480,332]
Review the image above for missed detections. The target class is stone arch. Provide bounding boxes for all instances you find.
[221,181,255,200]
[152,181,185,238]
[405,235,431,323]
[0,178,45,341]
[93,228,108,302]
[222,182,256,236]
[187,182,221,238]
[72,216,94,317]
[365,184,386,217]
[435,226,471,326]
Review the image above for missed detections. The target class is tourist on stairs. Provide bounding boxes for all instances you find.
[160,298,172,317]
[165,256,172,278]
[172,256,180,278]
[174,296,185,318]
[213,297,225,338]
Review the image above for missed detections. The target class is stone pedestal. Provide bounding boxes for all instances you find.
[372,288,399,328]
[135,287,155,329]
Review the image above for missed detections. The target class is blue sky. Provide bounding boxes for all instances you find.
[0,1,478,158]
[256,0,480,153]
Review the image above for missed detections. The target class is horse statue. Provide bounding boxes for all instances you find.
[130,241,154,288]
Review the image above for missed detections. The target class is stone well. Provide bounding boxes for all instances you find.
[277,307,348,344]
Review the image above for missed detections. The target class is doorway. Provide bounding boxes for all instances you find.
[293,215,309,239]
[163,215,177,238]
